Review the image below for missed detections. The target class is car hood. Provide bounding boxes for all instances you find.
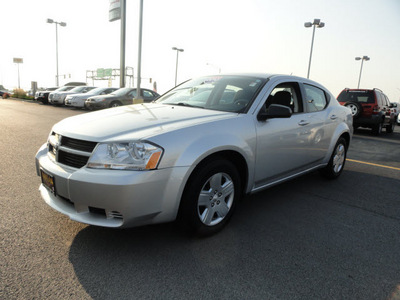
[67,92,94,98]
[52,103,236,141]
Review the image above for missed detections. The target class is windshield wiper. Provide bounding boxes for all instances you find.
[173,102,204,109]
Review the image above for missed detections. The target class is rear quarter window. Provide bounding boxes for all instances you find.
[304,84,328,112]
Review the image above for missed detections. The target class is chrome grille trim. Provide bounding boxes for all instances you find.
[48,132,97,169]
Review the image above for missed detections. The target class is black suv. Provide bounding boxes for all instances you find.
[337,88,396,135]
[35,87,58,104]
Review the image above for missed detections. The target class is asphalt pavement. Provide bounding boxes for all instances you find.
[1,98,400,300]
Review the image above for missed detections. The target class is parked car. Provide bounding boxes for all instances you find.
[48,86,75,104]
[50,86,96,105]
[390,102,400,125]
[0,85,12,98]
[337,88,396,135]
[64,82,87,86]
[35,87,59,104]
[35,74,352,235]
[65,87,118,108]
[0,90,12,99]
[85,87,159,110]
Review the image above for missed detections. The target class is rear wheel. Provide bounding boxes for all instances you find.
[320,137,347,179]
[178,159,241,236]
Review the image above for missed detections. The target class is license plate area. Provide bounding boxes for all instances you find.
[40,169,56,195]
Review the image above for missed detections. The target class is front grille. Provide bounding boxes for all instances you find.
[48,133,97,169]
[61,136,97,152]
[58,151,90,168]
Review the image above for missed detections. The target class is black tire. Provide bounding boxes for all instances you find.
[372,122,382,136]
[386,122,395,133]
[178,159,241,236]
[344,102,362,119]
[110,101,122,108]
[320,137,347,179]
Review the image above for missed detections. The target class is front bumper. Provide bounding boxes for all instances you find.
[35,143,188,228]
[85,101,108,110]
[50,98,63,104]
[67,99,85,108]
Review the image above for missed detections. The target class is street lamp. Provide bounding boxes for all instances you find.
[304,19,325,79]
[172,47,184,86]
[355,56,370,89]
[47,18,67,86]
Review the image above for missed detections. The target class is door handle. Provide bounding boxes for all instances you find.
[330,115,338,120]
[298,120,310,126]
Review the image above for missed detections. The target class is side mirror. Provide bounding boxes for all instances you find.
[258,104,292,121]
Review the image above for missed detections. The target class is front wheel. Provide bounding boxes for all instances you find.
[178,159,241,236]
[320,137,347,179]
[110,101,122,108]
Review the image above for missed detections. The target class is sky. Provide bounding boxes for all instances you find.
[1,0,400,101]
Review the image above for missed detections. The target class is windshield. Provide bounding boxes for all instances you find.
[56,86,74,92]
[111,88,134,96]
[70,86,87,92]
[156,75,267,113]
[88,87,107,94]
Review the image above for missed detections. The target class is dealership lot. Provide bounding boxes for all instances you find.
[1,98,400,299]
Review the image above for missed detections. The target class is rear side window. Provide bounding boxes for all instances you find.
[304,84,328,112]
[337,90,374,104]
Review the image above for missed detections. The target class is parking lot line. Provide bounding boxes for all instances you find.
[347,159,400,171]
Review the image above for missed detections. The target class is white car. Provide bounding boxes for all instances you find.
[65,87,118,108]
[36,74,353,235]
[49,86,96,105]
[48,86,75,104]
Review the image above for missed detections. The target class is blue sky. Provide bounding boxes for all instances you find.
[1,0,399,101]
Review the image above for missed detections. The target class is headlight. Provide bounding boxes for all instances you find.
[87,142,163,170]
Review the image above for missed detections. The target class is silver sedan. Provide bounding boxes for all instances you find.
[65,87,118,108]
[35,74,353,235]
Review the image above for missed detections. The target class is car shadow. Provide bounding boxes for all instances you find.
[68,170,400,299]
[354,126,400,140]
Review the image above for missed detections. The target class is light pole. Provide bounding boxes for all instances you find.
[13,58,23,89]
[304,19,325,79]
[47,18,67,86]
[172,47,184,86]
[355,56,370,89]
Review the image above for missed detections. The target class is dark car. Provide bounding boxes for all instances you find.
[35,87,59,104]
[337,88,396,135]
[0,85,12,98]
[85,87,160,110]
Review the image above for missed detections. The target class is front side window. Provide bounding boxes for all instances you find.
[304,84,328,112]
[156,75,267,113]
[263,82,303,114]
[143,90,155,99]
[112,88,134,96]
